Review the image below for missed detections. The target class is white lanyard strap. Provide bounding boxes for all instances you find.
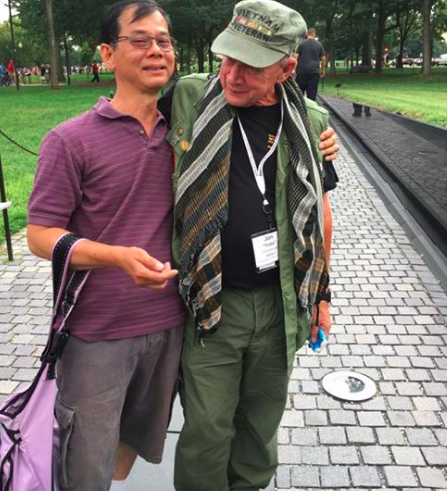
[237,100,283,204]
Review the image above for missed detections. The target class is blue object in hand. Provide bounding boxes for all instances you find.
[308,328,327,352]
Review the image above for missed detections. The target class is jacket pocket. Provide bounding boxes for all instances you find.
[55,398,76,489]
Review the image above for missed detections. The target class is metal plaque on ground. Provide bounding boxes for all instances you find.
[322,370,377,402]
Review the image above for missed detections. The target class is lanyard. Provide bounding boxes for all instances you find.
[237,100,284,209]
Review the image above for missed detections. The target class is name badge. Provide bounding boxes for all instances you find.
[251,229,279,273]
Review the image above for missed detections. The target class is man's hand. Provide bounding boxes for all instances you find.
[310,300,332,342]
[319,126,338,161]
[115,247,178,290]
[320,69,326,78]
[26,224,178,291]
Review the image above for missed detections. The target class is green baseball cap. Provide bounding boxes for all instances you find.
[211,0,307,68]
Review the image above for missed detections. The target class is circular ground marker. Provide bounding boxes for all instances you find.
[322,370,377,402]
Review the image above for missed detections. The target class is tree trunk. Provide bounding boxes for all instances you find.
[362,27,372,68]
[196,37,205,73]
[375,0,387,74]
[179,46,185,73]
[421,0,432,76]
[44,0,58,89]
[326,21,336,76]
[57,45,66,83]
[64,35,71,85]
[187,36,192,74]
[208,43,213,73]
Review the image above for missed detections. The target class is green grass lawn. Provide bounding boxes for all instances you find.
[0,79,115,248]
[321,67,447,128]
[0,67,446,249]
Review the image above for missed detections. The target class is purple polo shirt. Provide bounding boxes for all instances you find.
[28,97,186,341]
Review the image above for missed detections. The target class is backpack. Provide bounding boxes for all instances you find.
[0,233,89,491]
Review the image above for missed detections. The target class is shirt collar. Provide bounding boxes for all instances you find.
[94,97,166,126]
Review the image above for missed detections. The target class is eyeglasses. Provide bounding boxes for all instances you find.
[115,35,176,52]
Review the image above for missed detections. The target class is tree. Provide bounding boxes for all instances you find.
[394,0,419,68]
[0,20,47,66]
[421,0,435,75]
[160,0,233,73]
[44,0,58,88]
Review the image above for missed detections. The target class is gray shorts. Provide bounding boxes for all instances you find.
[55,326,183,491]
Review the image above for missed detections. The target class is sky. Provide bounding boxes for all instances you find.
[0,3,14,23]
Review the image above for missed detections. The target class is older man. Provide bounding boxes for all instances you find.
[167,1,333,490]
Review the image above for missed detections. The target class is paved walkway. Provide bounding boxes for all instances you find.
[0,137,447,490]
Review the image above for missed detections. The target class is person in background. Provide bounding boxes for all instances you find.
[91,60,101,82]
[296,27,326,101]
[6,59,15,84]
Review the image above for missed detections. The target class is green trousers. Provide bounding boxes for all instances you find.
[174,284,290,491]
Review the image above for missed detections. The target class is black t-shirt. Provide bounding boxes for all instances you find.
[221,103,282,289]
[297,38,325,75]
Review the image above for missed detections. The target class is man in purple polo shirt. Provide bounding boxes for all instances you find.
[27,1,184,490]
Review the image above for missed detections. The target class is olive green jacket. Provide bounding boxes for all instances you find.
[167,74,329,371]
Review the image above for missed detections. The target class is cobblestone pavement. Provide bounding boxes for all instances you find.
[0,140,446,490]
[278,145,447,490]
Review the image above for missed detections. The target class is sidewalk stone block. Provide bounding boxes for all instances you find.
[413,397,441,411]
[412,411,441,427]
[361,396,387,411]
[350,466,382,487]
[391,447,425,466]
[278,445,301,464]
[387,411,416,427]
[290,466,319,488]
[301,447,329,465]
[377,428,405,445]
[416,467,447,488]
[382,368,406,381]
[280,410,304,428]
[300,380,319,394]
[361,445,392,465]
[329,410,357,426]
[329,445,359,464]
[305,410,328,426]
[421,447,447,465]
[320,466,350,488]
[358,411,386,427]
[406,429,438,446]
[347,426,376,444]
[384,466,419,487]
[396,382,423,396]
[316,395,341,410]
[319,427,347,445]
[291,428,317,446]
[0,380,19,394]
[292,395,317,410]
[387,396,414,410]
[434,429,447,446]
[275,465,290,489]
[277,428,290,445]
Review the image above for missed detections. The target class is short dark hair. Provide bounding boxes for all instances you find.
[100,0,172,45]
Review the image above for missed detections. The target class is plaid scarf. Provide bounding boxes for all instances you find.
[175,75,329,333]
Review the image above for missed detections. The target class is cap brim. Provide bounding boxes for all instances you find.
[211,30,285,68]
